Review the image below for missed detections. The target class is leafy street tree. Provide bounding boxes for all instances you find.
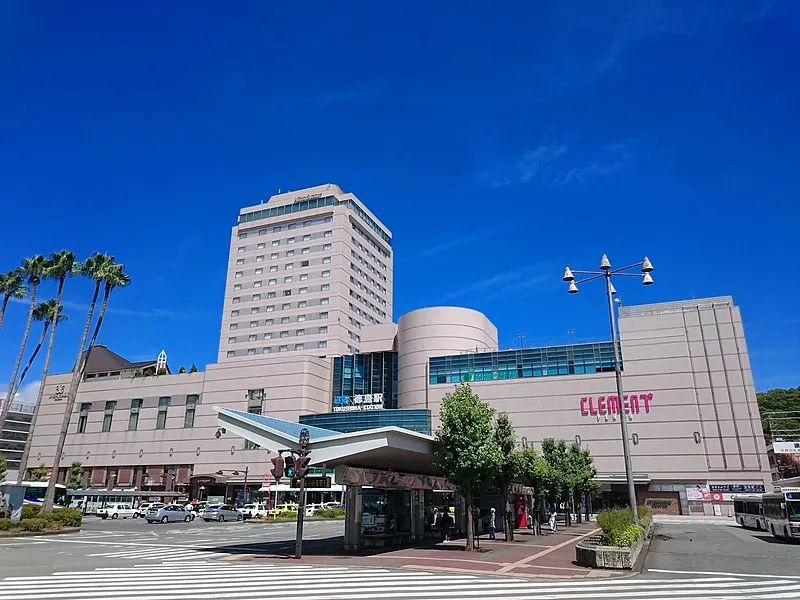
[520,445,552,535]
[67,461,84,489]
[541,438,571,524]
[566,442,597,524]
[16,300,67,393]
[492,412,522,542]
[434,383,501,551]
[0,269,26,332]
[0,456,7,483]
[30,464,49,482]
[758,388,800,443]
[0,255,48,429]
[43,255,129,512]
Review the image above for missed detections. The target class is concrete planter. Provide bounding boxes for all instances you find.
[575,519,652,569]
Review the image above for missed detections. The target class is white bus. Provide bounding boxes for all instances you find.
[762,488,800,540]
[0,481,68,508]
[733,494,765,530]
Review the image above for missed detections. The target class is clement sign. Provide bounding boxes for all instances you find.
[580,393,653,416]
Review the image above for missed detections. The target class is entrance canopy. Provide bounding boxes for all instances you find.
[215,407,439,475]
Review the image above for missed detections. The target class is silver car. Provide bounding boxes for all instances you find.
[146,504,195,523]
[202,504,243,522]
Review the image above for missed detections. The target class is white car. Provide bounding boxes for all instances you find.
[241,503,269,519]
[305,503,324,517]
[97,503,136,520]
[134,502,164,518]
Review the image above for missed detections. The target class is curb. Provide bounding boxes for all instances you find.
[0,527,81,538]
[630,522,656,574]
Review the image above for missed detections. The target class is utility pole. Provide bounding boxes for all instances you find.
[295,428,311,559]
[518,333,526,350]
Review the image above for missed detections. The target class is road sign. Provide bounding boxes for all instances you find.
[291,476,330,489]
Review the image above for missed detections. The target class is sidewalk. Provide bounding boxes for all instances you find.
[230,521,614,579]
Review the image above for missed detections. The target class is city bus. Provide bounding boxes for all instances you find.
[762,488,800,540]
[0,481,68,507]
[733,494,765,530]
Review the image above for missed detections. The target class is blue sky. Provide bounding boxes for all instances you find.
[1,0,798,397]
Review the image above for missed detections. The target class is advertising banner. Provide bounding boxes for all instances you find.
[773,442,800,480]
[686,486,710,501]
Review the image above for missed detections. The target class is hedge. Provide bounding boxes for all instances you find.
[0,518,12,530]
[20,518,47,532]
[596,506,651,547]
[21,504,42,520]
[315,508,345,518]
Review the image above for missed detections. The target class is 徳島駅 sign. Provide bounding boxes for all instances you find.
[332,393,384,413]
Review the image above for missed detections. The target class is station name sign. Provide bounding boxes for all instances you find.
[580,393,653,416]
[333,393,384,413]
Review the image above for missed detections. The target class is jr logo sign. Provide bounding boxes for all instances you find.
[580,393,653,416]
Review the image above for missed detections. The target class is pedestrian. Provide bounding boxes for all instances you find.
[549,510,557,533]
[442,508,452,543]
[488,507,496,540]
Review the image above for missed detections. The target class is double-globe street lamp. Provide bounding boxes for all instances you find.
[562,254,654,524]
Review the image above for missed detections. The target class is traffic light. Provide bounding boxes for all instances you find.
[284,454,295,478]
[295,455,311,479]
[270,455,284,482]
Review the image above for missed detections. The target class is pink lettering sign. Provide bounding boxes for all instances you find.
[580,393,653,416]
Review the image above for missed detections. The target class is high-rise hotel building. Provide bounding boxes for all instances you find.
[218,184,393,362]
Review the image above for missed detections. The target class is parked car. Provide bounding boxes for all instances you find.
[267,503,298,517]
[240,503,269,519]
[97,503,136,520]
[134,502,164,518]
[202,504,243,522]
[146,504,195,523]
[322,502,343,510]
[304,503,324,517]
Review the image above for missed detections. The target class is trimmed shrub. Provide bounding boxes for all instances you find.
[596,507,650,547]
[50,508,83,528]
[0,518,13,530]
[278,511,298,520]
[316,508,345,519]
[21,504,42,520]
[20,518,47,532]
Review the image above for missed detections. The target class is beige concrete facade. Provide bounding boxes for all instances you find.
[218,184,393,362]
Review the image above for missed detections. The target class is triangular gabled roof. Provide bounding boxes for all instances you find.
[76,344,161,374]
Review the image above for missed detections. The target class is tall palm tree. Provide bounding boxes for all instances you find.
[12,251,75,396]
[86,261,131,352]
[41,252,114,512]
[0,255,48,429]
[16,301,66,482]
[15,300,67,393]
[0,269,27,332]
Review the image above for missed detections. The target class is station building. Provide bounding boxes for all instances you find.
[22,184,771,518]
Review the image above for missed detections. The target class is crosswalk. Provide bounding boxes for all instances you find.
[2,562,799,599]
[86,547,233,562]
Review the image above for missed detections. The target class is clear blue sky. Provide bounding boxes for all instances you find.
[1,1,798,397]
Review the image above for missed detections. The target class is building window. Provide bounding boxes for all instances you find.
[253,281,262,287]
[227,350,235,358]
[269,278,277,285]
[128,399,142,431]
[267,292,276,299]
[302,234,311,241]
[252,293,261,300]
[271,253,279,260]
[250,320,258,328]
[287,237,296,244]
[301,248,310,255]
[259,229,267,235]
[256,255,264,262]
[156,397,170,430]
[238,232,247,239]
[228,337,237,343]
[247,348,256,355]
[255,268,263,275]
[285,263,294,270]
[272,240,280,247]
[324,230,332,237]
[266,305,275,312]
[269,265,278,273]
[322,257,331,264]
[251,307,260,314]
[283,290,292,296]
[295,343,305,350]
[288,223,297,230]
[322,270,331,278]
[234,271,243,278]
[233,284,242,291]
[287,250,295,257]
[280,330,289,337]
[265,318,274,325]
[236,258,245,265]
[257,243,266,250]
[100,401,116,432]
[299,273,308,281]
[299,287,308,294]
[301,260,309,267]
[279,345,288,352]
[231,310,239,317]
[319,326,328,333]
[281,317,290,324]
[318,341,327,348]
[264,332,272,339]
[320,311,328,319]
[296,329,305,336]
[321,297,330,305]
[232,297,241,304]
[298,302,307,310]
[237,247,246,253]
[282,303,291,310]
[323,243,332,250]
[321,284,330,291]
[284,276,293,283]
[298,315,306,322]
[273,226,281,233]
[184,395,198,428]
[263,346,272,353]
[249,334,257,341]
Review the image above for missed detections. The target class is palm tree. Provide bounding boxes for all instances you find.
[86,261,131,351]
[16,301,67,482]
[41,252,115,512]
[0,255,48,429]
[15,300,67,393]
[0,269,27,332]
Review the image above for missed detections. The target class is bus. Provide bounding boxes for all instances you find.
[762,488,800,540]
[733,494,765,530]
[0,481,68,508]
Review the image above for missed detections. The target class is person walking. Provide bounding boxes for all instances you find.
[488,507,496,540]
[442,508,452,543]
[549,510,558,533]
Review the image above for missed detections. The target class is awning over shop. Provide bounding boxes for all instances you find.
[215,407,439,475]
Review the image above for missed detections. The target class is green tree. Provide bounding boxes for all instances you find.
[30,464,49,482]
[566,442,597,524]
[0,256,48,429]
[541,438,571,524]
[757,388,800,443]
[40,253,109,512]
[16,300,67,392]
[0,456,7,483]
[0,269,26,332]
[434,383,501,551]
[189,363,198,373]
[66,461,84,489]
[492,412,522,541]
[519,445,552,535]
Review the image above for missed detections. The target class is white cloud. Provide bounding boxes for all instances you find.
[0,380,41,408]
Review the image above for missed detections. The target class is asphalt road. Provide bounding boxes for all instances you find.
[644,518,800,579]
[0,516,344,578]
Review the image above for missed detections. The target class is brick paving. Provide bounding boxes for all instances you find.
[236,520,615,579]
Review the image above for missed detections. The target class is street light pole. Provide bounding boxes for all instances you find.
[563,254,654,525]
[243,467,249,505]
